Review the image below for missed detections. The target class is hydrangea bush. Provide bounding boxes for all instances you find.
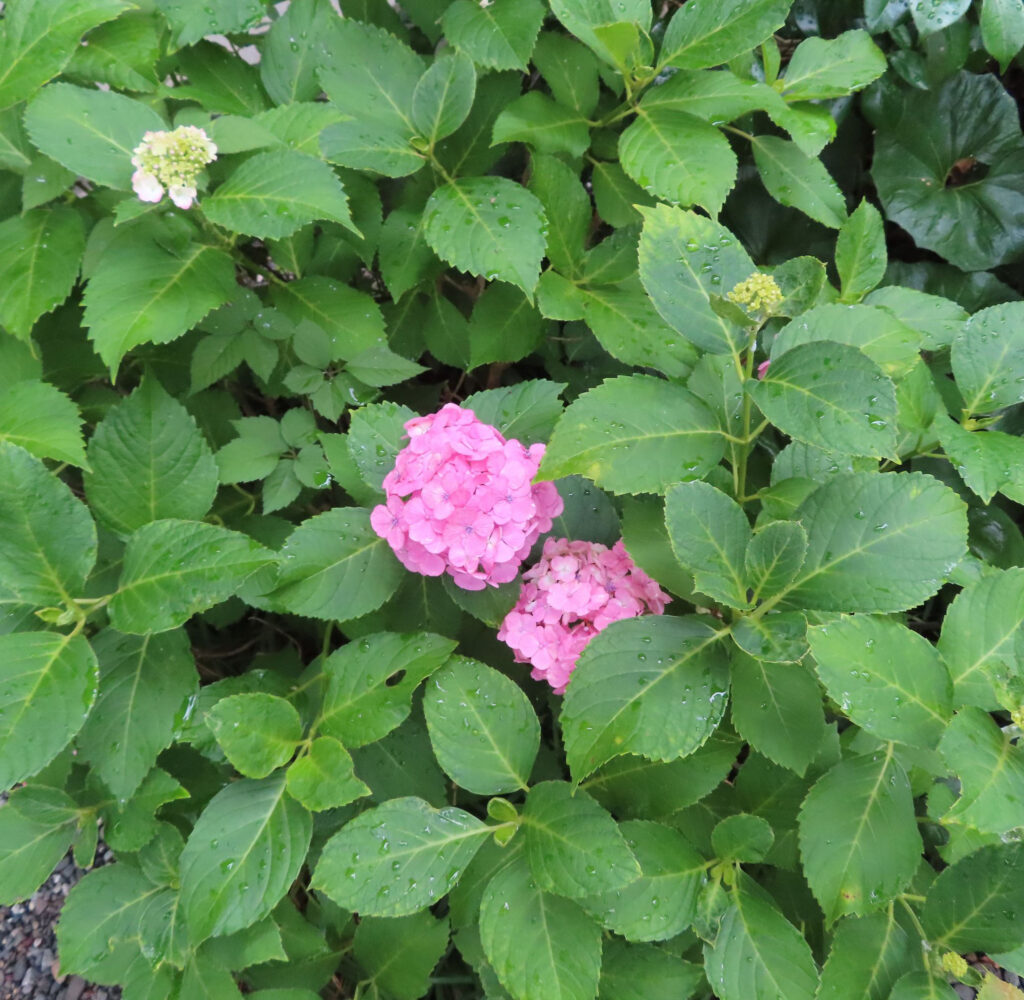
[1,1,1024,999]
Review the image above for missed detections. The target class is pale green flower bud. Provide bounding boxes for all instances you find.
[130,125,217,210]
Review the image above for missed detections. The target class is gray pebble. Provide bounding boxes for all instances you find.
[953,985,975,1000]
[62,976,86,1000]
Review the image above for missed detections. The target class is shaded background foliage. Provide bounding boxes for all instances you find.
[1,1,1024,999]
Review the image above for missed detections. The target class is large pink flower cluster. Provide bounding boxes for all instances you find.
[370,403,563,590]
[498,538,670,694]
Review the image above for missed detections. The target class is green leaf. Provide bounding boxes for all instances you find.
[744,522,808,603]
[442,0,545,70]
[548,0,651,65]
[0,786,78,905]
[57,864,163,983]
[981,0,1024,70]
[752,135,847,228]
[155,0,262,46]
[412,51,476,144]
[619,110,737,216]
[938,707,1024,835]
[591,160,655,227]
[582,731,740,819]
[938,419,1024,505]
[468,283,544,368]
[561,615,730,782]
[532,32,601,116]
[837,200,887,303]
[207,694,303,779]
[922,843,1024,953]
[351,716,448,808]
[729,650,826,776]
[423,655,540,794]
[259,0,336,105]
[354,911,450,1000]
[619,495,694,599]
[0,630,96,790]
[204,151,356,240]
[65,12,161,92]
[770,303,921,379]
[83,229,236,374]
[798,747,921,921]
[808,615,953,748]
[637,204,755,355]
[0,379,85,468]
[910,0,971,34]
[271,276,386,359]
[785,471,968,613]
[872,72,1024,271]
[24,82,164,188]
[480,853,602,1000]
[952,302,1024,415]
[0,206,84,339]
[84,377,219,535]
[660,0,792,69]
[345,401,416,494]
[750,342,898,459]
[0,442,96,606]
[76,628,197,800]
[938,567,1024,709]
[731,612,809,663]
[462,379,566,445]
[521,781,640,897]
[0,0,129,110]
[109,520,275,634]
[492,92,592,157]
[781,30,887,100]
[424,176,547,295]
[665,481,751,609]
[702,872,819,1000]
[313,797,489,917]
[817,909,918,1000]
[319,631,457,748]
[180,774,311,942]
[538,375,725,495]
[264,508,403,622]
[319,118,425,178]
[712,813,774,862]
[581,819,703,941]
[599,939,703,1000]
[285,736,369,812]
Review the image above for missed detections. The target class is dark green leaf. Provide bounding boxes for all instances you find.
[817,910,918,1000]
[752,135,847,229]
[837,200,887,303]
[354,911,450,1000]
[442,0,546,70]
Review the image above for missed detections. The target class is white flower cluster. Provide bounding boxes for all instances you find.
[131,125,217,210]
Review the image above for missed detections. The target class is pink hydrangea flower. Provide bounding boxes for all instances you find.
[498,537,670,694]
[370,403,563,590]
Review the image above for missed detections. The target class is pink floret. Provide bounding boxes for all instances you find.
[497,537,670,694]
[370,403,563,590]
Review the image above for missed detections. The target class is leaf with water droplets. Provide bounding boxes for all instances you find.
[952,302,1024,415]
[207,693,303,779]
[561,615,731,783]
[750,341,899,460]
[480,853,602,1000]
[423,176,547,295]
[809,614,953,749]
[180,774,312,943]
[313,796,489,917]
[922,842,1024,953]
[798,746,921,921]
[424,655,539,795]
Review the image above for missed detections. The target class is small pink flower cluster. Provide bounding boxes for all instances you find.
[498,538,670,694]
[370,403,563,590]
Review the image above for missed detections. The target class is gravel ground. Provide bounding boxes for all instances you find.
[0,851,120,1000]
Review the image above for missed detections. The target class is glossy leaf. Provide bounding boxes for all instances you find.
[561,615,730,782]
[836,200,887,303]
[751,135,847,229]
[180,775,312,942]
[313,797,489,917]
[285,737,369,812]
[207,693,303,779]
[661,0,792,69]
[951,302,1024,415]
[423,655,540,794]
[781,30,887,100]
[442,0,546,70]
